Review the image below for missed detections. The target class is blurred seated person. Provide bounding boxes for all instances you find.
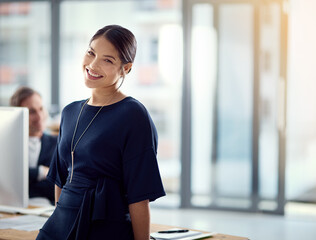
[10,86,57,205]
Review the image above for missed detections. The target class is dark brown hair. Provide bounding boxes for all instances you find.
[90,25,137,72]
[10,86,40,107]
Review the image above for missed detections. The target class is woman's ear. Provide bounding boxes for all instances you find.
[123,63,133,74]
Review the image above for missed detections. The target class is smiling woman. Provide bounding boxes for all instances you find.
[83,38,127,92]
[58,2,183,210]
[81,26,135,105]
[36,25,165,240]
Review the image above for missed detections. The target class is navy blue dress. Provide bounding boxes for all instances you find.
[37,97,165,240]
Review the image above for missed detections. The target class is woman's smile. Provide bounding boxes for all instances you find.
[82,37,124,89]
[86,68,103,80]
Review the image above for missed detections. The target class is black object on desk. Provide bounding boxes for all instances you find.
[157,229,189,234]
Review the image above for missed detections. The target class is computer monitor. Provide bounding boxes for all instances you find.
[0,107,29,208]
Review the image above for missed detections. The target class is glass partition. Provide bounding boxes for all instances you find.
[258,2,281,210]
[191,3,216,207]
[188,0,287,213]
[215,3,253,207]
[190,2,254,209]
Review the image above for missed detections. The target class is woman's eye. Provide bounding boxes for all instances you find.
[104,59,113,64]
[87,50,94,55]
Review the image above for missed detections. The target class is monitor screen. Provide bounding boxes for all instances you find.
[0,107,29,207]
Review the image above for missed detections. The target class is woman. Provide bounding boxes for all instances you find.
[37,25,165,240]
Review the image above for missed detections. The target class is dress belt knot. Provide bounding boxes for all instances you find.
[66,175,108,240]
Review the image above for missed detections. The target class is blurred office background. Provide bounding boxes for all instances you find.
[0,0,316,216]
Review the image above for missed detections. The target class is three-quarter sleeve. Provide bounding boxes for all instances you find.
[46,115,68,188]
[122,104,165,204]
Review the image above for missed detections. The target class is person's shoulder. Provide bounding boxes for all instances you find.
[121,97,153,125]
[121,97,149,115]
[62,99,88,114]
[42,133,57,143]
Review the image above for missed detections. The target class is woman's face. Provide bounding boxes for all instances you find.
[82,36,123,90]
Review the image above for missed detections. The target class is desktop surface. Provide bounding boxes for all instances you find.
[0,212,248,240]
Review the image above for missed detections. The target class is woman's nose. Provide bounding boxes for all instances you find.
[89,58,99,70]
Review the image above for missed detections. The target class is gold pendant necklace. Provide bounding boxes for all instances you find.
[69,93,117,183]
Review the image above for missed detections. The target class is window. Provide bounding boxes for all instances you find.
[0,2,51,108]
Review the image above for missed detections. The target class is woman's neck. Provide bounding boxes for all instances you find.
[89,89,126,106]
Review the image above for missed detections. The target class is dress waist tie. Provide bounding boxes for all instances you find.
[65,175,108,240]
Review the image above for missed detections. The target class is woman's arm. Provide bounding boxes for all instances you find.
[129,199,150,240]
[54,185,61,205]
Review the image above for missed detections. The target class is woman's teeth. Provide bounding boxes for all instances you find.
[88,69,101,77]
